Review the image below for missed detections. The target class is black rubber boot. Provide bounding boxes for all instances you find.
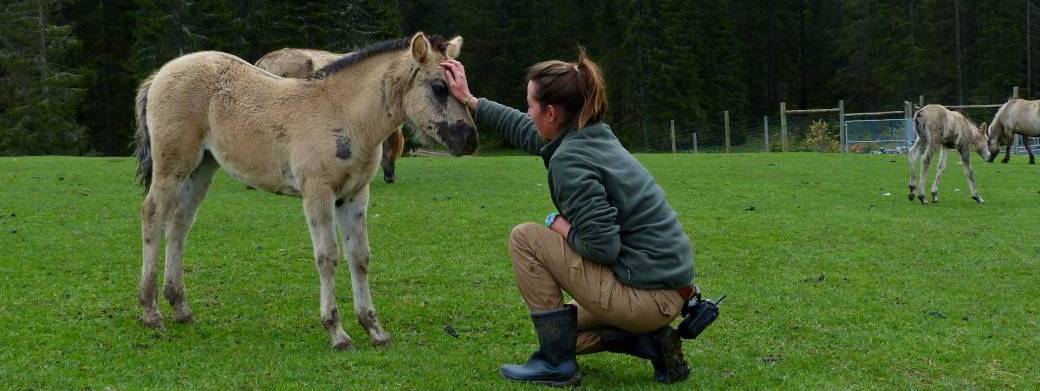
[601,326,690,383]
[500,305,581,387]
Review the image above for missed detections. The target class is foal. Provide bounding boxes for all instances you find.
[908,104,991,204]
[986,98,1039,164]
[134,33,476,350]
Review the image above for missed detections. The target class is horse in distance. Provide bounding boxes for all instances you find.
[908,104,990,204]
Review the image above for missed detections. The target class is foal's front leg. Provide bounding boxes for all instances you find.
[303,188,352,350]
[1001,143,1012,163]
[336,185,391,346]
[960,150,984,203]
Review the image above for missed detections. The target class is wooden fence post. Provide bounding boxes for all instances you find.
[839,100,846,152]
[780,102,788,152]
[724,111,731,153]
[670,120,676,153]
[763,116,769,152]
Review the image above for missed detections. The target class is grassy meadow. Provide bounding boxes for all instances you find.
[0,153,1037,390]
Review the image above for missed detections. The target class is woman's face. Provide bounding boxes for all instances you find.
[527,80,561,140]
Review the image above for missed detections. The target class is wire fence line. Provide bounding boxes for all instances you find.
[627,86,1037,155]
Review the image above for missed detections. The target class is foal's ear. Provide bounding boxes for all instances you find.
[979,122,988,134]
[446,36,463,59]
[410,32,430,63]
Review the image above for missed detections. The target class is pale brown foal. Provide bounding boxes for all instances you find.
[134,33,476,350]
[986,98,1040,164]
[256,48,408,183]
[907,104,991,204]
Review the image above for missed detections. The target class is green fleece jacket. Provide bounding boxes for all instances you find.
[475,98,694,290]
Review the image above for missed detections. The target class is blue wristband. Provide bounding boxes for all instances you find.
[544,212,559,228]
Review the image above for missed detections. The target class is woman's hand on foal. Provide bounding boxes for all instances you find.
[441,59,475,108]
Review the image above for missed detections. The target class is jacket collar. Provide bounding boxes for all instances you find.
[538,122,578,168]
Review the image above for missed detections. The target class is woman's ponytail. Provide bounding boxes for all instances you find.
[575,47,607,129]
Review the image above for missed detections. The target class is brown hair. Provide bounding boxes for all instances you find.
[526,47,607,129]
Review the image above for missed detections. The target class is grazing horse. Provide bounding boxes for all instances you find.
[134,33,476,350]
[256,48,408,183]
[908,104,991,204]
[986,98,1039,164]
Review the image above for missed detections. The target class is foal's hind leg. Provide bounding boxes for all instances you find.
[1023,136,1035,164]
[336,185,391,346]
[140,161,198,327]
[917,144,934,203]
[380,140,397,184]
[930,148,948,203]
[908,139,923,201]
[303,186,353,350]
[140,183,176,327]
[162,153,219,323]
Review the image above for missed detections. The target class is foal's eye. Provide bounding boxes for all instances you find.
[431,80,448,97]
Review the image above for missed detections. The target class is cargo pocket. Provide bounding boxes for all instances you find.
[652,290,680,319]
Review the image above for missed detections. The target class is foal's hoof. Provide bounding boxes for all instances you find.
[173,314,195,324]
[917,194,927,204]
[331,335,354,351]
[141,313,164,329]
[972,196,984,204]
[907,193,916,201]
[370,331,392,347]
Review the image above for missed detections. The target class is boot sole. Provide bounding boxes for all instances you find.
[499,369,582,387]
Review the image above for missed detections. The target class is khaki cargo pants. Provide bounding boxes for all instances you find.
[508,222,685,354]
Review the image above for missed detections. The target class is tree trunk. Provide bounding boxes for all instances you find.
[37,0,48,95]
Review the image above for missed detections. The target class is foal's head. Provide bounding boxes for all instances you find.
[401,33,478,156]
[985,121,1006,162]
[973,121,992,161]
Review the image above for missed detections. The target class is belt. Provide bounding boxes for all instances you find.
[677,284,700,301]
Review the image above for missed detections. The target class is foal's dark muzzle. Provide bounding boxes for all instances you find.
[437,121,479,156]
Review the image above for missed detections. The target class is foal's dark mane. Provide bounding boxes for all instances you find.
[308,35,449,80]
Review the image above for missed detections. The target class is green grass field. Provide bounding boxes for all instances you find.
[1,153,1037,390]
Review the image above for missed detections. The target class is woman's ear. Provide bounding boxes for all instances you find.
[547,105,567,125]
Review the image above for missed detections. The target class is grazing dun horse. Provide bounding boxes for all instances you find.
[986,98,1039,164]
[134,33,477,350]
[908,104,991,204]
[256,48,408,183]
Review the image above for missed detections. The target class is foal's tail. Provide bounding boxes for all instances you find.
[134,73,156,192]
[912,108,928,144]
